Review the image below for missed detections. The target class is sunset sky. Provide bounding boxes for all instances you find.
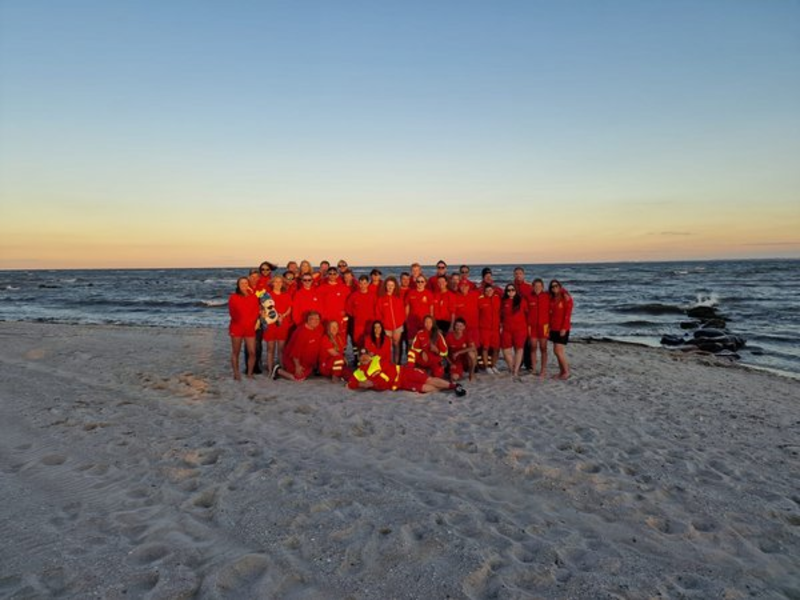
[1,1,798,269]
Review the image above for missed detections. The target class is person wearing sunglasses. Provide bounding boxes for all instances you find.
[428,260,448,292]
[292,273,321,327]
[405,275,434,342]
[548,279,573,380]
[501,284,529,378]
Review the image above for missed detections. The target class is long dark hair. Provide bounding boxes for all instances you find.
[423,315,440,342]
[504,285,522,311]
[235,277,249,296]
[549,279,567,299]
[370,320,387,347]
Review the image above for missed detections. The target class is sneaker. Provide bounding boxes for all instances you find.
[271,364,281,381]
[454,384,466,397]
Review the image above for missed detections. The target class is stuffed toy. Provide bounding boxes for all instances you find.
[256,290,279,331]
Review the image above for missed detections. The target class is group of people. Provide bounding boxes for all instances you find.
[227,259,574,394]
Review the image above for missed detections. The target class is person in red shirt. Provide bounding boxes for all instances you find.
[254,261,275,293]
[398,272,412,303]
[319,269,349,330]
[273,311,323,381]
[375,277,406,364]
[364,320,393,364]
[368,269,383,295]
[263,275,293,378]
[283,271,297,297]
[346,275,376,354]
[501,284,529,378]
[549,279,573,380]
[318,320,352,381]
[458,265,477,291]
[347,351,466,396]
[432,275,454,335]
[316,260,331,285]
[299,260,314,283]
[477,282,501,373]
[244,268,265,373]
[336,259,350,280]
[341,269,357,292]
[446,317,478,382]
[405,276,434,342]
[527,278,551,379]
[228,277,260,380]
[292,273,322,327]
[407,315,448,378]
[451,279,480,341]
[512,267,532,297]
[428,261,448,292]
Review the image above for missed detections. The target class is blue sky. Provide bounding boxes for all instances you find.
[1,1,798,267]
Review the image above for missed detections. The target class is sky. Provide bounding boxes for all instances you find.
[1,0,799,269]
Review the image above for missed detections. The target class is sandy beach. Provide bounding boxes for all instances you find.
[0,321,798,599]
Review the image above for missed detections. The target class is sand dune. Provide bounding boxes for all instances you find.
[1,322,798,599]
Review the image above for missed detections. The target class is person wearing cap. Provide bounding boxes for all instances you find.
[481,267,502,294]
[347,349,466,397]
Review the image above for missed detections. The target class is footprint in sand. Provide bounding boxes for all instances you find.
[41,454,67,466]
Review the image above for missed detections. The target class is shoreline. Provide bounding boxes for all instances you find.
[1,320,798,598]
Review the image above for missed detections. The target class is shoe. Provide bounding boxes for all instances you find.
[454,384,466,397]
[271,364,281,381]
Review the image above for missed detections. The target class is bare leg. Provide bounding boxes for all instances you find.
[392,330,403,364]
[502,348,514,374]
[538,339,548,379]
[423,377,452,391]
[266,340,276,376]
[244,337,257,378]
[467,350,477,381]
[553,343,570,379]
[491,348,500,371]
[529,338,538,376]
[513,347,524,377]
[230,337,243,380]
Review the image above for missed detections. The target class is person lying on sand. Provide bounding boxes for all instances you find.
[347,350,466,396]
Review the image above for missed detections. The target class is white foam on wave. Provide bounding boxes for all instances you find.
[201,299,226,307]
[693,292,720,307]
[5,286,20,291]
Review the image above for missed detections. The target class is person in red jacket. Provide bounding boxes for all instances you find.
[319,269,349,330]
[451,279,480,341]
[428,260,448,292]
[292,273,322,327]
[346,275,376,353]
[364,320,393,364]
[254,261,275,293]
[433,275,454,335]
[318,320,351,381]
[527,278,551,379]
[405,275,434,342]
[283,271,297,297]
[501,284,529,378]
[398,272,412,303]
[407,315,448,378]
[263,275,293,378]
[549,279,573,380]
[228,277,260,380]
[446,317,478,382]
[512,267,532,297]
[368,269,383,295]
[458,265,477,291]
[347,351,466,396]
[375,277,406,364]
[477,282,501,373]
[273,311,323,381]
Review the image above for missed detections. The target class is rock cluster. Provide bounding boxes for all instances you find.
[660,304,746,358]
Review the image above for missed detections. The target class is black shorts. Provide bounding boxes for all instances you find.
[549,330,570,345]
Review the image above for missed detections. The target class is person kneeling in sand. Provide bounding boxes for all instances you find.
[347,351,466,396]
[273,311,323,382]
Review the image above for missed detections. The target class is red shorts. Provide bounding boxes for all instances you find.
[411,352,445,378]
[479,328,500,349]
[229,323,256,338]
[529,323,550,340]
[263,320,291,341]
[319,356,351,379]
[399,366,429,393]
[501,328,527,350]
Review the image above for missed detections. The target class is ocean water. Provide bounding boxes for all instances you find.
[1,260,798,378]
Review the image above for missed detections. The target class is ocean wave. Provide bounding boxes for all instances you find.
[200,299,227,307]
[613,303,686,316]
[5,285,20,291]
